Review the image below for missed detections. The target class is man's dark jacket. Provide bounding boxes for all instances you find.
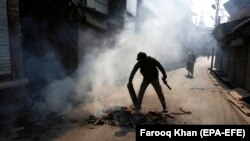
[129,56,167,82]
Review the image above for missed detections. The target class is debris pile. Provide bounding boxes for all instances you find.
[87,106,175,127]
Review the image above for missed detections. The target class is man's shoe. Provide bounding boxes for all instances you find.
[162,108,168,113]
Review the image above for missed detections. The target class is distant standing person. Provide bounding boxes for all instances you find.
[186,51,196,77]
[127,52,168,113]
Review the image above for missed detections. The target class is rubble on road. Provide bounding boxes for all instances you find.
[87,106,175,127]
[2,106,176,140]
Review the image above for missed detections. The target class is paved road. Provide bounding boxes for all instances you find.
[51,57,247,141]
[159,57,246,124]
[3,57,247,141]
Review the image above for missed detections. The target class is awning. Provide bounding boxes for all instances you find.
[232,17,250,34]
[214,17,250,40]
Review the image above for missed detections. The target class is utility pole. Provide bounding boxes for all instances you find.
[210,0,220,70]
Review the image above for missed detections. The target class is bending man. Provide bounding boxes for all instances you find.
[128,52,168,113]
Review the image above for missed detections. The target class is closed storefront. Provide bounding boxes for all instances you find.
[234,46,248,87]
[78,24,88,62]
[220,46,230,76]
[245,42,250,91]
[215,46,222,72]
[0,0,28,127]
[213,5,250,91]
[0,0,12,78]
[77,24,105,63]
[228,47,236,81]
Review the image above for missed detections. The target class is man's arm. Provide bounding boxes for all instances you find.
[154,59,167,80]
[128,62,140,84]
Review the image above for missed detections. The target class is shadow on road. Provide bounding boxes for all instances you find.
[185,75,194,79]
[0,115,83,141]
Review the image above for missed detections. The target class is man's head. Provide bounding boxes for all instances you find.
[137,52,147,61]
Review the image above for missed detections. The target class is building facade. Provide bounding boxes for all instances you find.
[0,0,28,127]
[214,0,250,92]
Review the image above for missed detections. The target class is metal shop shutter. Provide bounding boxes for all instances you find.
[77,24,104,64]
[0,0,11,76]
[78,24,88,63]
[227,48,236,81]
[245,43,250,91]
[221,46,229,76]
[77,24,99,63]
[215,47,222,71]
[234,46,248,87]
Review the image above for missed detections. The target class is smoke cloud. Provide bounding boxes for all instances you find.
[26,0,212,119]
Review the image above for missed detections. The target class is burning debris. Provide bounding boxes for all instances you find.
[87,106,175,127]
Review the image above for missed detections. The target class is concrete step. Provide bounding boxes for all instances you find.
[227,88,250,116]
[227,94,250,116]
[228,88,250,100]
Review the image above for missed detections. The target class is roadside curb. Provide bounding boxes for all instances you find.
[207,69,250,123]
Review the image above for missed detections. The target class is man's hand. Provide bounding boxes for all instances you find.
[161,78,172,90]
[162,75,167,81]
[162,78,167,84]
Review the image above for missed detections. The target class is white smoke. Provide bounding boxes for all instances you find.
[34,0,211,116]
